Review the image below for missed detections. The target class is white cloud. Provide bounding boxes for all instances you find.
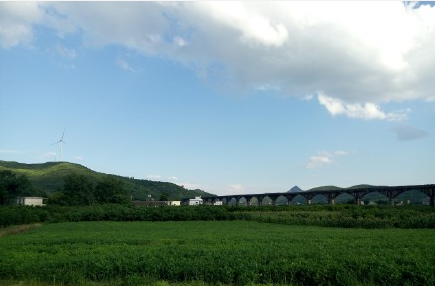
[302,94,314,101]
[318,92,408,121]
[56,44,76,58]
[229,183,245,192]
[74,156,84,161]
[425,96,435,103]
[0,2,44,48]
[306,153,333,169]
[116,58,138,73]
[306,150,350,169]
[193,2,289,47]
[146,174,161,180]
[3,2,435,109]
[334,150,349,156]
[179,182,200,190]
[42,151,56,160]
[255,84,281,92]
[168,176,179,181]
[173,36,187,47]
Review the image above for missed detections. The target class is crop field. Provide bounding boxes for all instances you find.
[1,221,435,286]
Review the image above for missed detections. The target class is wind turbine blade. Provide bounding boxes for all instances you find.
[61,129,65,140]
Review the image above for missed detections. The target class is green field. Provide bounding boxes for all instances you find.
[1,221,435,286]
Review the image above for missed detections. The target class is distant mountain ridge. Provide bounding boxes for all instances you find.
[287,184,378,193]
[0,160,213,200]
[307,184,376,192]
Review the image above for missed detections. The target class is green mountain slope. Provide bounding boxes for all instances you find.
[0,160,213,200]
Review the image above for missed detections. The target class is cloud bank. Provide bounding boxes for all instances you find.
[392,124,430,141]
[2,2,435,119]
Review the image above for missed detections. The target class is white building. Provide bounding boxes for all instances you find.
[16,197,46,206]
[189,196,203,206]
[214,200,223,206]
[167,201,181,206]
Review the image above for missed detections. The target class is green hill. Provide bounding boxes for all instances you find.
[0,160,213,201]
[307,185,343,192]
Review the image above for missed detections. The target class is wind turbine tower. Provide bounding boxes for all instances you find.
[52,130,67,162]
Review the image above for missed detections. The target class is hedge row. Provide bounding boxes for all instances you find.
[0,205,235,228]
[1,204,435,229]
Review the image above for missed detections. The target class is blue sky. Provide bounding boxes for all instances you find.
[1,2,434,195]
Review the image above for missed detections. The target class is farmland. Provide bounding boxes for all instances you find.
[1,220,435,286]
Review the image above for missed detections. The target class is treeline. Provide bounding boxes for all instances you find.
[1,204,435,229]
[50,173,129,205]
[0,170,130,206]
[0,170,47,205]
[231,205,435,229]
[0,205,235,228]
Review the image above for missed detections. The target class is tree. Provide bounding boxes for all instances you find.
[0,170,33,205]
[63,173,94,205]
[95,176,129,204]
[159,193,169,201]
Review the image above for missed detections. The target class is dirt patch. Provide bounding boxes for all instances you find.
[0,224,42,238]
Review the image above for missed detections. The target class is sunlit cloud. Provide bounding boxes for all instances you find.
[168,176,179,181]
[56,43,76,58]
[318,92,408,121]
[3,1,435,110]
[116,58,139,73]
[306,150,350,169]
[41,151,56,160]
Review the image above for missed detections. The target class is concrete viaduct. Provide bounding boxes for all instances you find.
[202,184,435,207]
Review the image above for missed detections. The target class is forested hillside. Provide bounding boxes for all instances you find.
[0,160,212,201]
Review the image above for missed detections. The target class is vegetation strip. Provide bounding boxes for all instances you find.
[2,204,435,229]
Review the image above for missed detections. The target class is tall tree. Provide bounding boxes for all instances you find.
[95,176,129,204]
[0,170,33,205]
[63,173,94,205]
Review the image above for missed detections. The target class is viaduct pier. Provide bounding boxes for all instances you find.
[202,184,435,207]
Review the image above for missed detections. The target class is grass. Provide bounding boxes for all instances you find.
[1,221,435,286]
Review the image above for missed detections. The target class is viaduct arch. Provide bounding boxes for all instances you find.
[202,184,435,207]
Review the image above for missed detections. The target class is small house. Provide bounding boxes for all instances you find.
[16,197,46,206]
[167,201,181,206]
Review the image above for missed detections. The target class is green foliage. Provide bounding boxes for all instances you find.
[231,205,435,228]
[63,173,95,205]
[1,221,435,286]
[49,174,130,206]
[95,176,129,204]
[159,192,169,202]
[0,205,235,227]
[0,170,35,205]
[1,204,435,229]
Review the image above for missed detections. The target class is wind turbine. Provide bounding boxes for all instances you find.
[51,129,67,162]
